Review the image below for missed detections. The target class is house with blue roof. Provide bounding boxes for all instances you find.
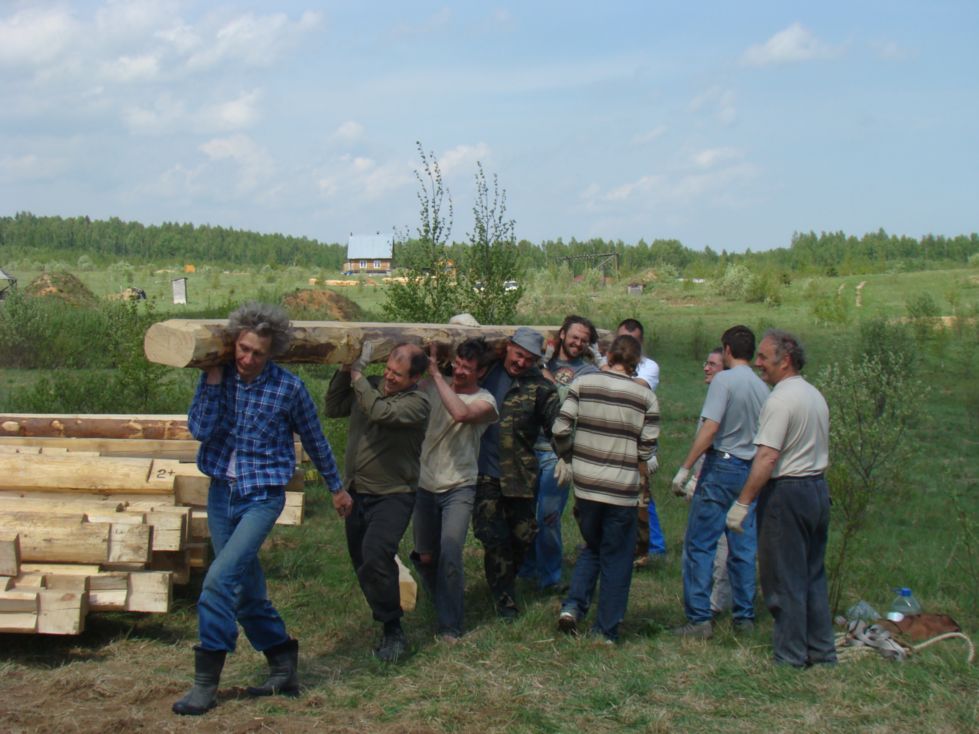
[343,233,393,275]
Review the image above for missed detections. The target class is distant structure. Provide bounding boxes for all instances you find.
[344,233,393,275]
[0,266,16,300]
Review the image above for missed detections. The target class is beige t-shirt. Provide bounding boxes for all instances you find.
[418,386,498,493]
[754,375,829,478]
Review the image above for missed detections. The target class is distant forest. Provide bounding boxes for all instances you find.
[1,211,976,278]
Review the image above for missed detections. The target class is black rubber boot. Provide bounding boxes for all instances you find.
[246,638,300,697]
[172,647,226,716]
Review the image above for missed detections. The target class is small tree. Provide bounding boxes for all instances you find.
[454,163,522,324]
[383,143,457,323]
[819,355,924,613]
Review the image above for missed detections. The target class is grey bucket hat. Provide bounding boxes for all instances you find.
[510,326,545,358]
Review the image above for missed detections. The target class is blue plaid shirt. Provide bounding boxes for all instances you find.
[189,361,343,498]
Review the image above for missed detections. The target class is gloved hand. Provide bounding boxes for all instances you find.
[671,467,690,497]
[542,339,556,365]
[646,455,659,476]
[683,475,698,502]
[554,458,573,486]
[352,339,378,373]
[587,343,602,362]
[726,501,750,533]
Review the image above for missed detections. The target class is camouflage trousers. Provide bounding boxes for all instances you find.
[473,475,538,611]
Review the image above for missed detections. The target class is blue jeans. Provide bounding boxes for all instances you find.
[198,479,287,652]
[757,475,836,667]
[682,451,757,624]
[520,449,569,589]
[562,499,637,641]
[412,485,476,637]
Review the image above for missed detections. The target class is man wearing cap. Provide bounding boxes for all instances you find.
[474,327,561,619]
[726,329,836,667]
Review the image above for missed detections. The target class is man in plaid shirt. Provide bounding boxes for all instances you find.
[174,302,350,716]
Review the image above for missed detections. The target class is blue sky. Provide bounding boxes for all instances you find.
[1,1,976,253]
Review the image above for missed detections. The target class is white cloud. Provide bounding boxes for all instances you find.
[633,126,667,144]
[0,7,77,67]
[438,143,491,177]
[0,153,64,182]
[123,94,188,134]
[102,54,160,83]
[186,11,322,70]
[742,23,838,67]
[692,147,743,169]
[333,120,365,142]
[871,40,912,61]
[690,87,737,126]
[317,154,415,201]
[199,90,262,131]
[199,134,273,192]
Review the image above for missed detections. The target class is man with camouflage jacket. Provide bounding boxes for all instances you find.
[474,327,561,619]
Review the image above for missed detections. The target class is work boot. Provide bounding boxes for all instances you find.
[246,638,300,697]
[374,627,407,663]
[672,620,713,639]
[172,647,226,716]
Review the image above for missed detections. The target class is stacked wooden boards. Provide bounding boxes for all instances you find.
[0,414,308,635]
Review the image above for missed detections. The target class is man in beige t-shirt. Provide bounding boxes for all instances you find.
[726,329,835,668]
[413,338,498,642]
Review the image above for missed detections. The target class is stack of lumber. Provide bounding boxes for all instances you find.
[0,414,309,635]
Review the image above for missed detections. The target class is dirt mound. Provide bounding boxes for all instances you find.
[281,288,364,321]
[24,271,99,307]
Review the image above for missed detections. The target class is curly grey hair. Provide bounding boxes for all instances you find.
[763,328,806,372]
[226,302,291,356]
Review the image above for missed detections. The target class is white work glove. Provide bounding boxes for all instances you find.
[554,458,573,487]
[726,501,750,533]
[671,467,690,497]
[683,475,698,502]
[587,343,602,362]
[646,455,659,475]
[352,339,377,373]
[541,340,556,365]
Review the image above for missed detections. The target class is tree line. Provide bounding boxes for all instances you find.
[2,211,976,279]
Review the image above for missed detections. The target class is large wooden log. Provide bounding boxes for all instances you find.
[0,532,19,576]
[0,436,305,462]
[0,513,151,565]
[144,319,569,368]
[0,454,177,494]
[0,414,191,440]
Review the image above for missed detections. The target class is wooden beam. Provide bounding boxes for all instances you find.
[0,414,191,440]
[0,436,305,462]
[0,454,177,494]
[37,589,86,635]
[0,532,19,577]
[143,319,569,368]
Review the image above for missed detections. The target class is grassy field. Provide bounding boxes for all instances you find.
[1,264,977,732]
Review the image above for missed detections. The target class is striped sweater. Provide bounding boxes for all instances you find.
[552,370,660,507]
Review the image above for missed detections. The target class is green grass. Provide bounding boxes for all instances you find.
[0,264,977,731]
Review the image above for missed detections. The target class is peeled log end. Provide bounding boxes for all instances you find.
[143,321,228,368]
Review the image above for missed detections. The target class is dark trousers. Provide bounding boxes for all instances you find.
[472,475,537,609]
[563,498,637,641]
[757,475,837,667]
[345,490,415,624]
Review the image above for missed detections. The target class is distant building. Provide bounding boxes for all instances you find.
[343,233,393,275]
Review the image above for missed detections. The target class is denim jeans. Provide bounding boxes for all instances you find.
[520,449,569,589]
[682,451,757,624]
[757,475,836,667]
[562,498,637,642]
[198,479,288,652]
[345,490,416,624]
[412,485,476,637]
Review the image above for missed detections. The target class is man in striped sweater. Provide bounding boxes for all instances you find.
[552,334,660,643]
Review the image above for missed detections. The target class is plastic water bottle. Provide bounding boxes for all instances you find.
[886,587,922,622]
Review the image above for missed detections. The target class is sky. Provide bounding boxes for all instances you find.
[1,1,977,253]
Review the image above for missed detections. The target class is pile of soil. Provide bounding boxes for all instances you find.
[281,288,364,321]
[24,271,99,307]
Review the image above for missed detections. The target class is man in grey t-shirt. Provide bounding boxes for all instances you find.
[670,325,769,638]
